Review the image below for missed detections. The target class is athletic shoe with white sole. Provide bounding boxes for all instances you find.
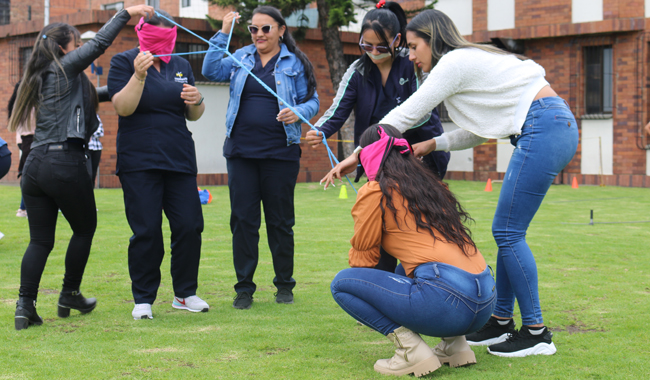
[466,316,516,346]
[132,303,153,320]
[16,209,27,218]
[172,295,209,312]
[487,326,557,357]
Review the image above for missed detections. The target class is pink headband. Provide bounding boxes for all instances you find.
[358,126,412,181]
[135,17,177,64]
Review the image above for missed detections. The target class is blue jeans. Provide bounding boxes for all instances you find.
[331,263,496,336]
[492,97,578,325]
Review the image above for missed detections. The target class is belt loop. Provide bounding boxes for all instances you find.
[432,263,440,278]
[475,278,481,297]
[538,97,546,108]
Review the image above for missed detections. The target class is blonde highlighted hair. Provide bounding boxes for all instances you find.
[406,9,525,78]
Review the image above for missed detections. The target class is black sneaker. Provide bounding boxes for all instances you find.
[466,316,516,346]
[233,292,253,309]
[274,288,294,304]
[487,326,557,357]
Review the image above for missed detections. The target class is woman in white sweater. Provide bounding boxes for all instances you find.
[323,9,578,358]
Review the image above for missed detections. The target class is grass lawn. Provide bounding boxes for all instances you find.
[0,180,649,379]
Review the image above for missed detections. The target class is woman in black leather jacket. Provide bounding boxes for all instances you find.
[8,4,154,331]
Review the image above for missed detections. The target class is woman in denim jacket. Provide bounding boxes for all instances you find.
[202,6,319,310]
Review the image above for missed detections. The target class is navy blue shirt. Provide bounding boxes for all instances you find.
[107,48,198,175]
[224,52,301,161]
[369,65,399,126]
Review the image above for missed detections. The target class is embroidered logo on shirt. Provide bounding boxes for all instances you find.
[396,96,402,104]
[174,72,188,83]
[399,78,409,85]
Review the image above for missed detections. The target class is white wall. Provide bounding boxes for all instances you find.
[496,138,515,173]
[179,0,209,19]
[487,0,515,31]
[647,0,650,18]
[572,0,603,24]
[442,122,474,172]
[580,119,613,175]
[434,0,473,36]
[187,84,230,174]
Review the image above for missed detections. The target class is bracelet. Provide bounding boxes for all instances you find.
[353,145,363,156]
[134,74,145,85]
[194,95,204,106]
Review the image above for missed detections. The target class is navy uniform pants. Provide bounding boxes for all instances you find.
[227,158,299,295]
[119,170,204,304]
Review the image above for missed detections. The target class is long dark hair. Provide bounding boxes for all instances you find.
[252,6,317,103]
[359,124,477,256]
[9,22,97,132]
[7,81,20,119]
[407,9,521,79]
[357,1,407,78]
[141,9,175,28]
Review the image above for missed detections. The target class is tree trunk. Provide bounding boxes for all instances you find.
[316,0,355,161]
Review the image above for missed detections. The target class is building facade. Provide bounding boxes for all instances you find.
[1,0,650,188]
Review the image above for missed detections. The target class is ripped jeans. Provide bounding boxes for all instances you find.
[331,263,496,336]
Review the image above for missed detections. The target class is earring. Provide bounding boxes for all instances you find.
[279,35,284,42]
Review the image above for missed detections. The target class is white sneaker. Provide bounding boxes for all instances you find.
[132,303,153,320]
[0,231,4,240]
[16,209,27,217]
[172,295,209,312]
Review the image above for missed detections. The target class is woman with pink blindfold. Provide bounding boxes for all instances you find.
[107,10,208,321]
[330,124,495,377]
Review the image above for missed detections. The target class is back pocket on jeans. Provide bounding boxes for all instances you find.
[52,161,81,183]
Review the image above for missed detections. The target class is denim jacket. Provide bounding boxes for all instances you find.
[202,32,319,145]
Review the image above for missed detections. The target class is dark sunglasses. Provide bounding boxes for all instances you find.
[248,24,273,34]
[359,34,399,54]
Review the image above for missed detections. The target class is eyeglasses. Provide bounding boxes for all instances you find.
[248,25,273,34]
[359,35,399,54]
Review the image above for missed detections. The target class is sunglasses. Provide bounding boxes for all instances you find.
[359,34,399,54]
[248,24,273,34]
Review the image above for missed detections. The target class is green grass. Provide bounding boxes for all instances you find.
[0,181,649,379]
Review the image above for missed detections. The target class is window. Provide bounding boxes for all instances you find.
[182,0,191,7]
[0,0,10,25]
[175,42,208,82]
[147,0,160,9]
[19,47,33,78]
[436,102,451,122]
[584,45,613,115]
[102,2,124,11]
[28,5,31,21]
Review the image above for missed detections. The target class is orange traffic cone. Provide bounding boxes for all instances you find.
[484,178,493,192]
[571,177,579,189]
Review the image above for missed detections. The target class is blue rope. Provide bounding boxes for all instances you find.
[153,11,357,194]
[154,50,210,57]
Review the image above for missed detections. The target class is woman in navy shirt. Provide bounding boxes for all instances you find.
[202,6,319,310]
[108,10,208,320]
[306,1,449,273]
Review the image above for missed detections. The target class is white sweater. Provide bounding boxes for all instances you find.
[380,47,549,151]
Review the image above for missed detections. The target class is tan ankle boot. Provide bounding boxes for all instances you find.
[433,336,477,368]
[374,327,442,377]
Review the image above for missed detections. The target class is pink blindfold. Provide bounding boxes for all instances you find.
[136,17,177,64]
[358,126,412,181]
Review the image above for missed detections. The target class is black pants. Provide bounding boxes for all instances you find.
[0,144,10,180]
[227,158,299,295]
[19,144,97,300]
[119,170,204,304]
[89,149,101,186]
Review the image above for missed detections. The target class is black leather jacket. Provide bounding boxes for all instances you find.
[32,9,131,149]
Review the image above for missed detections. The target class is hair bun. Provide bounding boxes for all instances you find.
[376,0,386,9]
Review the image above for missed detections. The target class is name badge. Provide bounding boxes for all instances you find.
[174,72,188,84]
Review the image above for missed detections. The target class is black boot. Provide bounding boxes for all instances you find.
[15,297,44,331]
[57,290,97,318]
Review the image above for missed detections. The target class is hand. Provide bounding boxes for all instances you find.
[133,51,154,81]
[305,129,323,148]
[320,153,359,189]
[277,108,299,124]
[181,84,202,105]
[221,12,241,34]
[412,139,436,158]
[126,4,155,19]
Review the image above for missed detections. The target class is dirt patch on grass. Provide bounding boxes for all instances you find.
[139,347,181,353]
[265,347,289,355]
[554,321,604,334]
